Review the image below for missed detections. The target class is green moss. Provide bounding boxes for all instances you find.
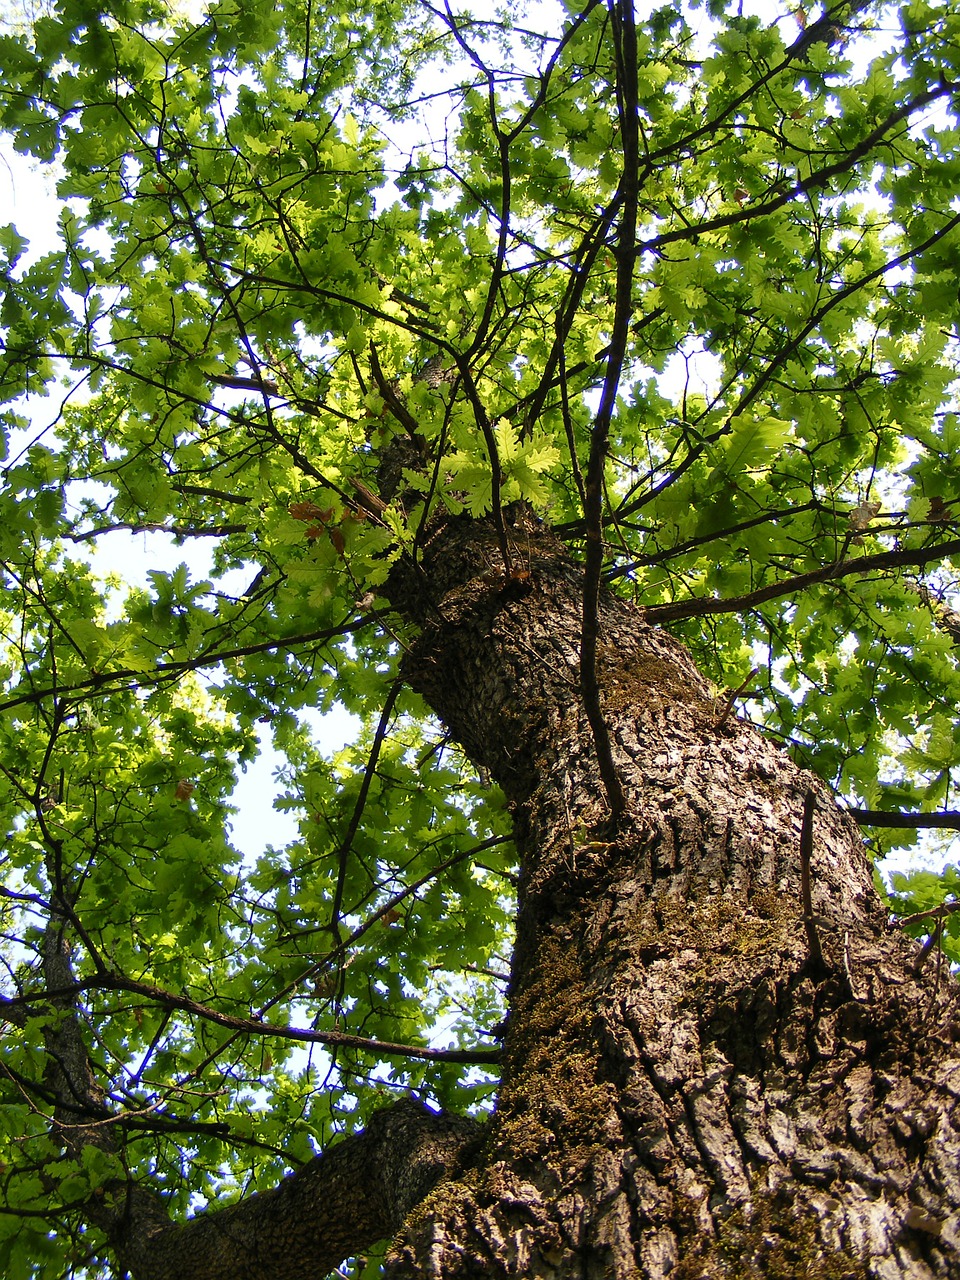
[600,645,711,714]
[632,891,799,974]
[394,932,618,1267]
[673,1192,870,1279]
[495,934,615,1163]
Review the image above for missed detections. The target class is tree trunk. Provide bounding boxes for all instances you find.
[381,504,960,1279]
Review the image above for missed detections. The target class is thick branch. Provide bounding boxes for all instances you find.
[25,888,485,1280]
[115,1099,481,1280]
[643,537,960,623]
[850,807,960,831]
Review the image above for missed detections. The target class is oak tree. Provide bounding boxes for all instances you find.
[1,0,960,1275]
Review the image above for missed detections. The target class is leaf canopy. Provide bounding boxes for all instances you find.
[1,0,960,1271]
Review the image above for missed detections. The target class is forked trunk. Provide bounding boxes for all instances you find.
[384,505,960,1279]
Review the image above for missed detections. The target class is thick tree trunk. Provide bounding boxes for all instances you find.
[382,505,960,1279]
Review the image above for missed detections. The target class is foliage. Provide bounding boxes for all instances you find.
[0,0,959,1272]
[887,862,960,966]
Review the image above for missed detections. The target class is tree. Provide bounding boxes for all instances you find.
[1,0,960,1273]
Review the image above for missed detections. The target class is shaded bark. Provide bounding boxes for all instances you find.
[381,505,960,1279]
[112,1100,480,1280]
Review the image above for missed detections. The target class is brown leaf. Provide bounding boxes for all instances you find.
[928,496,952,522]
[848,500,881,531]
[289,500,327,522]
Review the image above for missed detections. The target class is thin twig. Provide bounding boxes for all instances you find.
[800,791,825,970]
[0,615,373,715]
[713,666,758,728]
[1,982,499,1065]
[329,681,403,944]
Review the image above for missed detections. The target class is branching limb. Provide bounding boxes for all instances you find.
[4,978,500,1065]
[115,1099,481,1280]
[897,900,960,928]
[579,0,638,822]
[368,342,423,440]
[0,614,374,715]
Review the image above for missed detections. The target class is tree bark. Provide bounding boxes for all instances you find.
[381,504,960,1279]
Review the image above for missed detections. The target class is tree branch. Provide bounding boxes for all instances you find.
[114,1099,481,1280]
[849,808,960,831]
[643,537,960,624]
[5,976,500,1065]
[0,615,373,715]
[578,0,638,823]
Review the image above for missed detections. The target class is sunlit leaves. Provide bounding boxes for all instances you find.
[888,863,960,966]
[446,419,561,514]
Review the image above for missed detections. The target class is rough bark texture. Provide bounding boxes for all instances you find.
[380,505,960,1279]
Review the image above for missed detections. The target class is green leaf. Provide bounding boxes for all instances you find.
[720,413,793,476]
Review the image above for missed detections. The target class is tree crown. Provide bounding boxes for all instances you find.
[0,0,959,1272]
